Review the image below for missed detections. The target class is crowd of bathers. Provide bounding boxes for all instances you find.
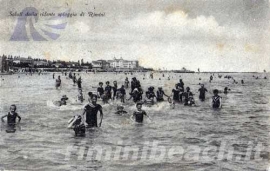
[2,71,267,136]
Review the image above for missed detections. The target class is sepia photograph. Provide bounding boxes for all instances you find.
[0,0,270,170]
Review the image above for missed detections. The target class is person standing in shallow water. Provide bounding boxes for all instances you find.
[82,95,103,128]
[198,84,208,101]
[131,102,150,123]
[55,76,61,89]
[1,105,21,126]
[212,89,222,109]
[77,76,82,89]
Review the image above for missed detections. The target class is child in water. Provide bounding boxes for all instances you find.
[1,105,21,126]
[212,89,222,109]
[115,105,128,115]
[60,95,69,106]
[131,102,150,123]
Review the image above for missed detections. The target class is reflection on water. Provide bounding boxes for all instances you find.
[0,72,269,170]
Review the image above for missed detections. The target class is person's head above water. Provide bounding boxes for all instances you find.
[113,81,117,85]
[88,92,93,97]
[10,104,17,112]
[91,95,98,104]
[213,89,219,95]
[186,87,190,91]
[99,82,103,86]
[106,81,110,85]
[117,105,124,111]
[158,87,162,90]
[201,84,204,88]
[61,95,68,100]
[136,102,143,110]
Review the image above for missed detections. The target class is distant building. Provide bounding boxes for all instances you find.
[13,57,34,68]
[108,57,139,70]
[33,61,49,67]
[92,60,110,70]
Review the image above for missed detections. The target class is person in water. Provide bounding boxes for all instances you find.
[127,88,142,103]
[224,87,230,94]
[125,77,129,88]
[212,89,222,109]
[60,95,69,106]
[68,115,85,136]
[209,75,213,83]
[73,73,77,84]
[77,77,82,89]
[97,82,104,98]
[82,95,103,127]
[145,86,156,105]
[198,84,208,101]
[183,87,194,106]
[156,87,169,102]
[131,102,150,123]
[77,89,84,103]
[176,79,184,91]
[105,81,113,100]
[115,105,128,115]
[116,85,126,103]
[1,105,21,126]
[55,75,61,89]
[172,84,181,103]
[112,81,118,100]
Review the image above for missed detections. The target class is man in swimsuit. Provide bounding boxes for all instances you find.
[156,87,169,102]
[1,105,21,126]
[83,95,103,127]
[131,102,150,123]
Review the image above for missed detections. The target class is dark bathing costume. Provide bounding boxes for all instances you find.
[198,87,207,101]
[172,89,180,102]
[156,90,165,101]
[84,103,102,127]
[105,85,112,99]
[97,87,104,96]
[7,112,21,125]
[212,95,221,108]
[133,110,147,123]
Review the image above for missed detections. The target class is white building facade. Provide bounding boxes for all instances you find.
[108,57,138,69]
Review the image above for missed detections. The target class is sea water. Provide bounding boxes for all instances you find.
[0,72,269,171]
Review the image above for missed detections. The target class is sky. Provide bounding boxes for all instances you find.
[0,0,270,72]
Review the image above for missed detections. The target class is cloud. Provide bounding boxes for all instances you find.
[112,10,248,42]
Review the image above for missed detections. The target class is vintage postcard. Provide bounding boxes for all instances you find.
[0,0,270,170]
